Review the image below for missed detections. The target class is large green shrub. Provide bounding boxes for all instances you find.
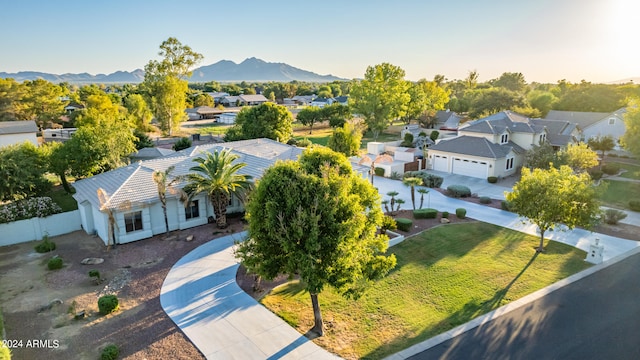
[35,234,56,253]
[380,215,397,233]
[414,208,438,219]
[603,209,627,224]
[297,138,312,147]
[172,137,192,151]
[629,200,640,212]
[442,211,449,219]
[395,218,413,232]
[456,208,467,219]
[98,295,119,315]
[47,256,63,270]
[501,200,513,211]
[401,133,414,147]
[374,167,385,176]
[487,176,498,183]
[446,185,471,198]
[601,163,620,175]
[100,344,119,360]
[479,196,492,204]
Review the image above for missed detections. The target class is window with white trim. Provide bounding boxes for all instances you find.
[124,211,143,233]
[185,200,200,220]
[506,157,514,170]
[501,134,509,144]
[609,118,616,125]
[539,133,546,144]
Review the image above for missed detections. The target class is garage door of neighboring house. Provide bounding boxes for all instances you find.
[452,157,488,178]
[432,155,448,172]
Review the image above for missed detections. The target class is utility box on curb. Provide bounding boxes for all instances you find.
[585,238,604,264]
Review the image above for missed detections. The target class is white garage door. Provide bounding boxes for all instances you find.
[432,155,448,172]
[452,158,488,178]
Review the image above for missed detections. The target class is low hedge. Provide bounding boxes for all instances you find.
[414,208,438,219]
[479,196,492,204]
[395,218,413,232]
[487,176,498,183]
[403,171,444,188]
[456,208,467,219]
[446,184,471,198]
[374,167,385,176]
[441,211,449,219]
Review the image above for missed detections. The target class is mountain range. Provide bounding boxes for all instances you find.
[0,58,347,83]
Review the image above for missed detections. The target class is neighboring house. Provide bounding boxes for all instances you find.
[130,147,176,161]
[334,96,349,106]
[0,120,39,148]
[64,102,85,113]
[72,138,303,245]
[238,94,268,106]
[434,110,463,130]
[186,106,219,120]
[218,112,238,124]
[288,95,316,106]
[206,92,230,105]
[220,96,240,107]
[427,110,576,179]
[310,97,335,108]
[43,128,77,143]
[544,108,627,143]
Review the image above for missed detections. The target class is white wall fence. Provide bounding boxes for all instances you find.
[0,210,82,247]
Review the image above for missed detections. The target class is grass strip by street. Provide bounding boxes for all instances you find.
[260,222,591,359]
[599,179,640,210]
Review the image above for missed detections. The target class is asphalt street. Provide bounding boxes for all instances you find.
[408,250,640,360]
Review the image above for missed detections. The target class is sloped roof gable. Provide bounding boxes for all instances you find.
[429,136,524,159]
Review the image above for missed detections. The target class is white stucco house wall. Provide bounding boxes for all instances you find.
[72,138,303,245]
[0,120,38,148]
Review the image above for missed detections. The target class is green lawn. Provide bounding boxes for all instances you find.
[599,179,640,209]
[260,222,590,359]
[611,161,640,180]
[47,187,78,212]
[193,124,232,136]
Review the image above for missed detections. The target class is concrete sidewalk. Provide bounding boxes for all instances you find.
[160,231,339,359]
[374,177,639,261]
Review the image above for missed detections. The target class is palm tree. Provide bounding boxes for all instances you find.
[403,177,423,210]
[152,165,186,234]
[184,149,253,229]
[417,188,430,209]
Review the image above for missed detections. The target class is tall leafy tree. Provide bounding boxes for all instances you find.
[22,79,68,129]
[296,106,323,134]
[124,94,153,131]
[0,142,50,201]
[350,63,410,139]
[184,150,253,229]
[491,72,527,92]
[506,166,601,252]
[224,102,293,142]
[561,142,599,172]
[400,79,449,124]
[143,37,202,135]
[527,90,557,117]
[327,122,362,157]
[0,78,27,121]
[621,99,640,158]
[468,87,527,119]
[322,103,352,128]
[524,141,566,170]
[587,135,616,161]
[553,82,625,112]
[236,148,396,336]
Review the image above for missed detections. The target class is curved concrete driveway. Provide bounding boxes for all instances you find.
[160,231,339,359]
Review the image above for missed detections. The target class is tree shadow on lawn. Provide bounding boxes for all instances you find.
[364,252,540,359]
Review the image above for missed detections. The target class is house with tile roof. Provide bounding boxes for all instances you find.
[0,120,39,148]
[426,110,578,179]
[544,108,627,143]
[72,138,302,245]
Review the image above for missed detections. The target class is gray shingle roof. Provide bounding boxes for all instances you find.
[461,111,541,134]
[73,138,303,210]
[0,120,38,134]
[530,119,577,147]
[544,109,626,129]
[429,136,524,159]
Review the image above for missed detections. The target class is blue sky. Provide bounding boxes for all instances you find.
[1,0,637,83]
